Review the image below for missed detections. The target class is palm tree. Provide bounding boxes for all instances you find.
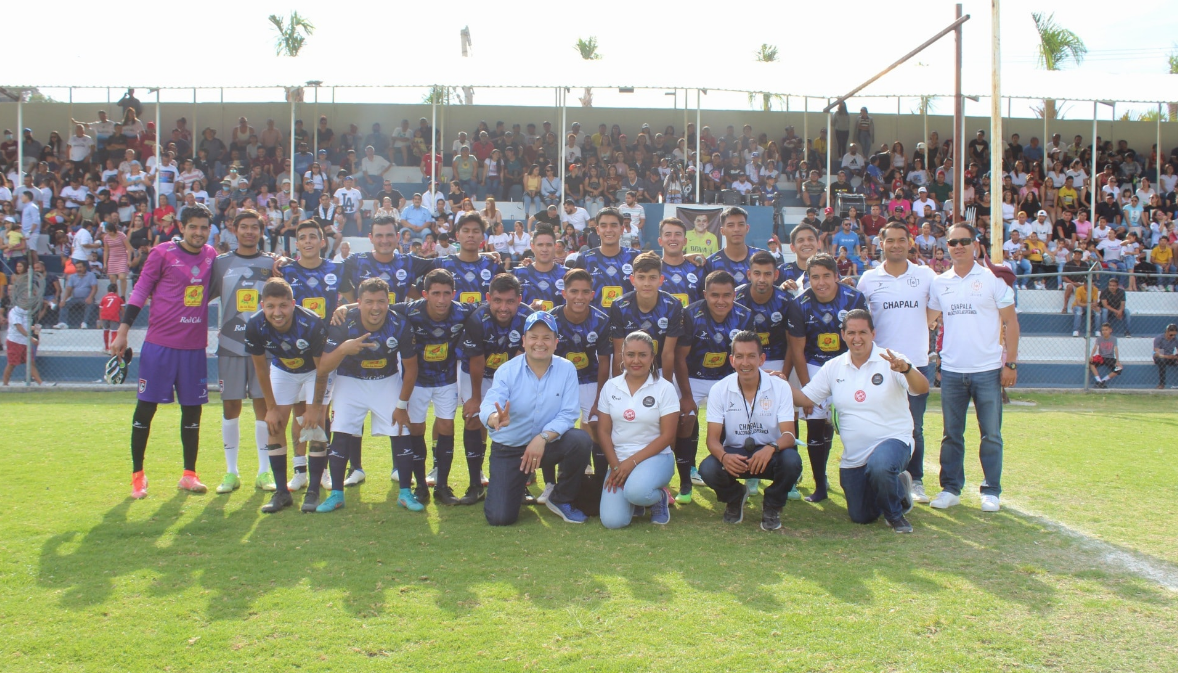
[1032,12,1087,120]
[268,11,315,57]
[575,37,601,107]
[748,44,785,111]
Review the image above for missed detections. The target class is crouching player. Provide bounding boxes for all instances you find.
[244,278,331,513]
[314,277,419,513]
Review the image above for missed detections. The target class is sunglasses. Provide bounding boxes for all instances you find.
[945,238,973,248]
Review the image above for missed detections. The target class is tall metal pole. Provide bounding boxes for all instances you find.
[1091,101,1098,228]
[560,87,567,207]
[1158,103,1163,184]
[431,88,437,195]
[954,3,964,224]
[1043,100,1048,165]
[826,98,833,208]
[313,86,319,158]
[192,88,197,163]
[990,0,1003,262]
[922,99,929,170]
[289,89,296,189]
[695,89,702,203]
[803,96,808,160]
[18,97,29,386]
[155,89,162,210]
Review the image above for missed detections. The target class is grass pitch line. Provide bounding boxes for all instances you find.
[1006,501,1178,593]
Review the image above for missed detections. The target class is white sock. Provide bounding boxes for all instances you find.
[222,417,240,475]
[255,421,270,475]
[292,455,308,468]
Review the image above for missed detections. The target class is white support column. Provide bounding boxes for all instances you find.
[1158,103,1163,183]
[922,99,929,170]
[18,96,29,385]
[803,96,808,158]
[192,88,197,164]
[155,89,162,210]
[1091,101,1098,228]
[695,89,701,203]
[313,86,319,157]
[289,89,296,190]
[431,88,437,193]
[990,0,1003,262]
[560,87,567,207]
[826,98,833,208]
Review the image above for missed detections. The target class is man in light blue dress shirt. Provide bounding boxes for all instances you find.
[480,311,591,525]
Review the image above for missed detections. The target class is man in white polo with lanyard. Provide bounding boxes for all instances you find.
[926,223,1019,513]
[792,309,928,533]
[857,221,937,504]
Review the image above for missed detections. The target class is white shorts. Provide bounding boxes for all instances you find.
[270,365,334,407]
[578,382,599,424]
[408,383,459,423]
[685,378,715,416]
[801,362,832,421]
[458,369,488,405]
[331,375,409,437]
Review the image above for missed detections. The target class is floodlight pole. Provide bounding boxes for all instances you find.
[18,96,29,386]
[192,88,197,164]
[1091,101,1098,228]
[313,86,319,158]
[954,3,964,224]
[922,98,929,171]
[803,96,808,161]
[1158,104,1163,184]
[289,89,296,190]
[826,98,832,208]
[990,0,1003,264]
[695,89,701,203]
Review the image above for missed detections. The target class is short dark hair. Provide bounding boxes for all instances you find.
[107,283,119,293]
[790,223,819,244]
[455,211,486,234]
[633,250,662,275]
[881,221,910,238]
[704,269,736,290]
[180,202,212,224]
[357,277,390,298]
[371,214,398,230]
[730,330,763,354]
[596,206,623,227]
[563,268,592,288]
[948,222,977,239]
[532,224,557,242]
[261,277,294,301]
[423,268,455,293]
[807,253,839,277]
[750,250,778,268]
[842,308,874,331]
[295,219,323,237]
[488,272,521,296]
[658,217,686,235]
[721,206,748,223]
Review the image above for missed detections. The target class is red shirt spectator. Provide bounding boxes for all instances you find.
[472,137,494,162]
[152,203,176,224]
[99,290,124,322]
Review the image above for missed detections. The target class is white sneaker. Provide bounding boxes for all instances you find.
[53,322,68,329]
[980,494,1001,512]
[390,469,400,482]
[929,491,961,509]
[537,483,555,505]
[81,322,89,329]
[287,471,308,491]
[320,470,333,490]
[911,480,931,504]
[481,471,489,486]
[426,467,437,487]
[1072,330,1079,337]
[343,468,366,486]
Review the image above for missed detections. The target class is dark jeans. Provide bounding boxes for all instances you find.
[484,429,591,526]
[63,297,98,327]
[939,368,1003,497]
[840,438,911,524]
[698,447,803,510]
[1156,357,1178,386]
[905,364,934,482]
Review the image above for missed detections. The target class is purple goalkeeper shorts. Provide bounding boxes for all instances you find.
[137,342,209,406]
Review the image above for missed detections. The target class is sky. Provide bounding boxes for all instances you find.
[8,0,1178,120]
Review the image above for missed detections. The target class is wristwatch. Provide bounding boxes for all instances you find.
[1004,362,1018,370]
[540,431,558,443]
[900,362,913,374]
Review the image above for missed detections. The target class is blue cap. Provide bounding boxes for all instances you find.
[524,311,557,333]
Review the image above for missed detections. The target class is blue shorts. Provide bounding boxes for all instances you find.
[137,342,209,406]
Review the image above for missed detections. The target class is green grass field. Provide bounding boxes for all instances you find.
[2,390,1176,672]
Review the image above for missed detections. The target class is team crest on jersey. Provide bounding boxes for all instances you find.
[538,280,549,290]
[509,330,521,342]
[307,277,319,288]
[907,277,919,287]
[385,337,399,350]
[971,280,983,293]
[622,263,633,275]
[587,331,598,343]
[729,328,741,339]
[396,269,408,281]
[432,328,445,337]
[138,378,147,393]
[671,274,682,283]
[687,273,698,283]
[190,265,201,276]
[754,313,766,324]
[657,317,668,329]
[280,341,291,351]
[771,311,783,323]
[837,310,848,323]
[480,269,493,280]
[324,273,337,285]
[296,339,309,350]
[555,279,565,290]
[379,272,391,281]
[712,332,724,343]
[571,332,582,344]
[451,323,463,334]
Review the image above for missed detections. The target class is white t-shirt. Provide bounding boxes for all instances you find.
[617,204,645,229]
[1031,219,1052,240]
[927,263,1015,373]
[155,164,179,195]
[486,232,511,254]
[1009,220,1032,239]
[1091,225,1112,243]
[61,185,90,208]
[361,155,390,177]
[71,227,94,262]
[705,372,794,450]
[801,345,914,468]
[67,134,94,162]
[911,198,937,216]
[7,306,29,345]
[508,231,531,256]
[596,373,679,460]
[857,261,936,367]
[559,207,591,233]
[334,187,362,214]
[1097,237,1122,261]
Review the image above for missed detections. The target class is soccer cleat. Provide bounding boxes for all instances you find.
[887,515,914,533]
[898,471,913,515]
[434,485,460,506]
[131,471,148,499]
[343,468,366,487]
[414,484,431,506]
[723,486,750,524]
[457,485,485,505]
[760,506,782,531]
[397,488,425,512]
[690,467,705,487]
[287,471,309,491]
[787,484,801,500]
[426,468,438,487]
[390,469,400,482]
[911,480,930,504]
[746,478,760,496]
[320,471,333,490]
[300,491,320,513]
[980,494,1001,512]
[216,472,241,494]
[651,488,671,525]
[545,500,587,524]
[929,491,961,509]
[261,491,293,514]
[522,490,537,506]
[674,490,693,505]
[481,472,489,486]
[255,471,277,491]
[177,471,208,494]
[536,483,555,505]
[315,491,346,513]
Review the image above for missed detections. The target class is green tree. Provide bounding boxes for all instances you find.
[575,37,601,107]
[748,44,784,112]
[268,11,315,57]
[1032,12,1087,120]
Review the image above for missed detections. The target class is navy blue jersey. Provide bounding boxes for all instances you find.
[704,246,765,287]
[735,284,794,361]
[513,262,567,310]
[339,251,432,305]
[777,261,805,285]
[325,307,417,380]
[661,258,703,308]
[460,303,533,378]
[432,254,505,305]
[243,306,327,374]
[282,259,341,320]
[787,284,868,366]
[681,299,754,380]
[392,299,474,388]
[607,290,685,364]
[552,304,611,385]
[571,247,638,309]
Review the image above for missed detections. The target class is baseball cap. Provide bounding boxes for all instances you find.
[824,207,833,214]
[918,187,927,193]
[524,311,558,333]
[1037,210,1048,217]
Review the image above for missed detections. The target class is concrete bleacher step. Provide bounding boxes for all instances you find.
[1017,313,1173,336]
[36,328,217,355]
[1017,289,1178,315]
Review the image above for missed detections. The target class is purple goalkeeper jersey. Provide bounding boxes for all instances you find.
[128,241,217,350]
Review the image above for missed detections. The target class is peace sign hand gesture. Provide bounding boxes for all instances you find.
[879,348,909,373]
[489,401,511,430]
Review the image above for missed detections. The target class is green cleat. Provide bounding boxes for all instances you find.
[255,471,277,491]
[674,491,693,505]
[315,491,345,513]
[787,484,801,501]
[216,472,242,494]
[746,478,761,496]
[397,488,425,512]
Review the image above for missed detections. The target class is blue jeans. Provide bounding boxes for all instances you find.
[939,368,1004,497]
[485,430,591,526]
[1073,306,1096,334]
[840,438,912,524]
[482,178,501,200]
[459,179,478,198]
[599,452,674,529]
[905,364,934,481]
[506,184,523,202]
[1100,308,1131,334]
[524,194,543,217]
[1011,259,1032,288]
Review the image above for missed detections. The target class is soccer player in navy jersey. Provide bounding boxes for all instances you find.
[778,223,821,295]
[607,251,682,380]
[244,278,329,513]
[571,207,638,310]
[513,225,566,311]
[393,269,476,506]
[674,270,754,503]
[458,273,533,504]
[657,217,702,308]
[786,253,868,503]
[704,206,763,288]
[433,212,505,305]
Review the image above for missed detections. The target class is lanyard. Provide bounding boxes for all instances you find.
[740,372,761,430]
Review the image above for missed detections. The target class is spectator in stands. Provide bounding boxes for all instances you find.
[1089,323,1122,388]
[400,194,433,243]
[1099,277,1131,336]
[1152,235,1175,290]
[359,145,391,196]
[1154,323,1178,389]
[57,260,98,329]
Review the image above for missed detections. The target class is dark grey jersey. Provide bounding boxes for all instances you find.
[209,250,278,356]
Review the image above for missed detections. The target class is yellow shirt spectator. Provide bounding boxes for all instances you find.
[684,230,719,257]
[1057,186,1079,209]
[1152,244,1173,266]
[1024,239,1047,263]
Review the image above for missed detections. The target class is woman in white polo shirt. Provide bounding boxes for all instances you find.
[597,331,680,529]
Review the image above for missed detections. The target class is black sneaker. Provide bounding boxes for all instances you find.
[301,490,320,512]
[434,485,460,506]
[414,484,431,506]
[897,470,913,515]
[522,489,537,506]
[722,485,750,524]
[261,491,293,514]
[760,506,782,531]
[887,515,914,534]
[457,485,485,506]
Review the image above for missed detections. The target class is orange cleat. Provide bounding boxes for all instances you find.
[131,471,148,499]
[177,471,208,494]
